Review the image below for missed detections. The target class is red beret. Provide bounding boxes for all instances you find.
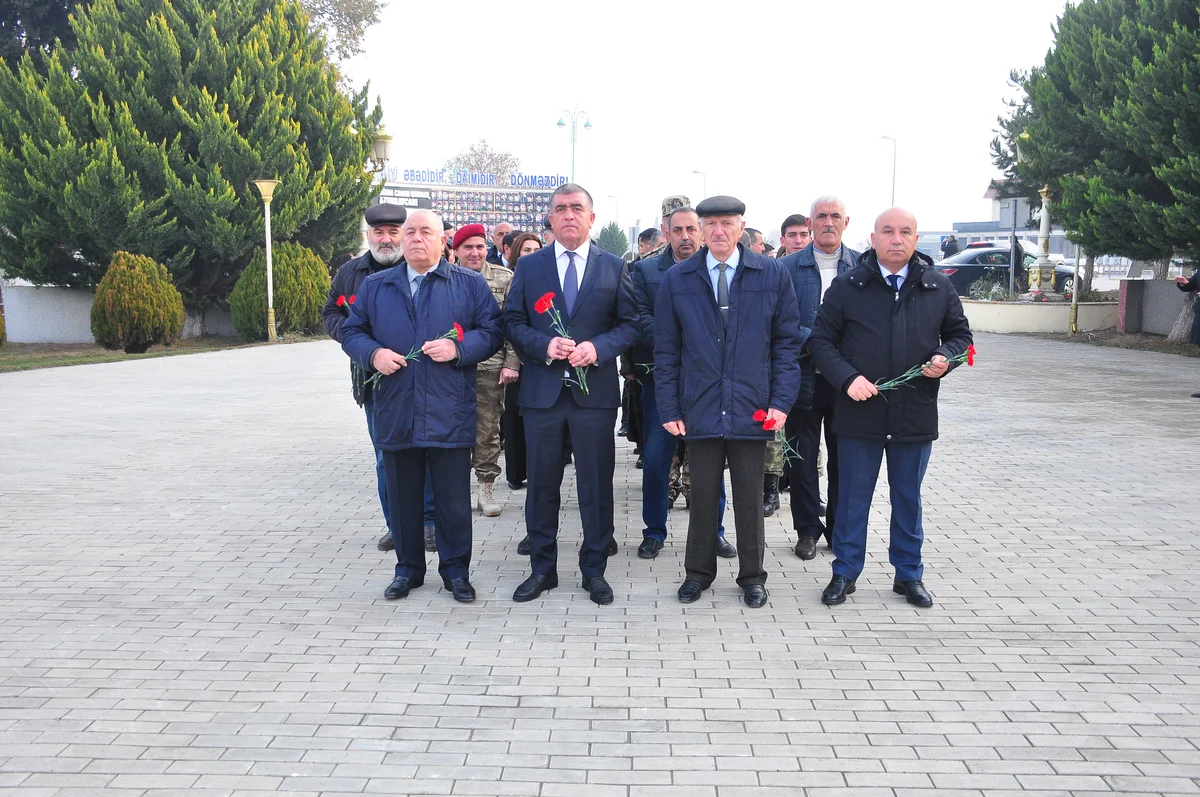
[452,223,487,250]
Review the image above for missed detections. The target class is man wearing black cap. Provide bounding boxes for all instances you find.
[655,196,804,608]
[323,202,407,551]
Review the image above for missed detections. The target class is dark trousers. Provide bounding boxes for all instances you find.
[502,379,526,485]
[641,386,725,541]
[383,447,472,584]
[685,439,767,589]
[523,387,617,579]
[787,377,839,543]
[625,379,644,448]
[363,394,390,531]
[832,436,932,583]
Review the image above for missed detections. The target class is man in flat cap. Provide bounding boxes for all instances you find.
[342,209,504,603]
[504,183,640,606]
[323,202,407,552]
[655,195,804,608]
[453,223,521,517]
[631,197,736,561]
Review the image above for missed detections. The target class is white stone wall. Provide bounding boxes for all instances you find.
[1,281,96,343]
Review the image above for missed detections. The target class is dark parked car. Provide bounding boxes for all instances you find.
[935,245,1075,296]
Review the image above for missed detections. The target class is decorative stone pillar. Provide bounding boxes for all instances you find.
[1021,185,1064,301]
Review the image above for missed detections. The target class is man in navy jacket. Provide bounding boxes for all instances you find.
[503,183,640,606]
[655,196,805,609]
[343,210,503,603]
[776,196,860,560]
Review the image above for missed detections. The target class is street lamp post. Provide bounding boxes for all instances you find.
[556,106,592,183]
[881,135,896,206]
[608,194,619,228]
[251,179,282,342]
[361,127,394,254]
[1020,184,1063,300]
[692,169,706,199]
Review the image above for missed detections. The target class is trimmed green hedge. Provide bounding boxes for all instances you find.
[90,251,184,353]
[229,241,330,340]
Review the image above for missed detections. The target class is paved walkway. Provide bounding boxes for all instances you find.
[1,333,1198,797]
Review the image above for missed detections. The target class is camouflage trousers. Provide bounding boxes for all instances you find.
[765,433,785,477]
[668,441,690,507]
[472,370,505,483]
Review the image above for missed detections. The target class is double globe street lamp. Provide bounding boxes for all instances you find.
[557,106,591,183]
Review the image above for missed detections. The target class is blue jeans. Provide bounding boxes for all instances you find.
[363,394,390,531]
[641,385,725,542]
[832,437,932,582]
[365,394,435,531]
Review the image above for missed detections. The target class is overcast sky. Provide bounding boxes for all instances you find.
[343,0,1069,248]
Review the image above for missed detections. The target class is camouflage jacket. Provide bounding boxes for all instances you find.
[478,261,521,372]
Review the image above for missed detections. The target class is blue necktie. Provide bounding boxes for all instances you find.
[887,273,900,293]
[412,274,425,311]
[563,251,579,315]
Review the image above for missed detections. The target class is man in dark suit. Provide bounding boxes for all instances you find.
[503,183,640,605]
[655,196,805,609]
[809,208,973,608]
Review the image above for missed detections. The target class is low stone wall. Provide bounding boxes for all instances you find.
[962,300,1118,334]
[1119,279,1192,335]
[0,279,237,343]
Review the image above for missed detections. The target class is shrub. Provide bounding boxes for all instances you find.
[90,251,185,354]
[229,241,330,340]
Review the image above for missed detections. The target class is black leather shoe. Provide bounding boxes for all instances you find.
[517,535,531,555]
[742,584,769,608]
[617,423,627,436]
[605,538,618,557]
[819,503,827,517]
[821,575,856,605]
[1192,392,1200,398]
[507,480,526,490]
[384,576,423,600]
[894,579,934,608]
[762,475,780,517]
[794,537,817,560]
[677,580,704,603]
[513,572,558,602]
[376,531,394,551]
[635,456,644,469]
[582,575,614,605]
[715,537,737,559]
[637,538,664,559]
[446,578,476,603]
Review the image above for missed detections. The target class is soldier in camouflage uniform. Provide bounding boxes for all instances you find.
[452,224,521,517]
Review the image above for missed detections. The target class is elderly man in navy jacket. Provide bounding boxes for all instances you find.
[655,195,805,608]
[343,209,503,603]
[777,196,861,561]
[503,183,640,606]
[809,208,972,609]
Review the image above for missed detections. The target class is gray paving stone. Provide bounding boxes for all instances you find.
[1,334,1198,795]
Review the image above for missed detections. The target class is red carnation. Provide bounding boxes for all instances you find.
[535,292,555,314]
[348,295,356,305]
[966,344,976,367]
[336,295,347,307]
[753,409,767,422]
[454,322,464,341]
[762,418,778,431]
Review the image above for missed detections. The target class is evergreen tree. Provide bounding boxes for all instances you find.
[0,0,383,306]
[595,222,628,259]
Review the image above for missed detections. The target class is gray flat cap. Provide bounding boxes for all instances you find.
[695,195,746,217]
[364,203,407,226]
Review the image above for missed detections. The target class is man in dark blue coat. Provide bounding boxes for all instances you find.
[631,199,734,560]
[777,196,860,561]
[503,183,640,606]
[809,208,973,609]
[323,203,406,553]
[655,195,805,609]
[343,209,503,603]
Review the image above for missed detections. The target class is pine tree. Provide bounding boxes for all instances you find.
[0,0,383,306]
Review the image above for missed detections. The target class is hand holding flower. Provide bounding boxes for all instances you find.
[547,337,576,360]
[567,341,598,367]
[422,338,458,362]
[372,348,408,374]
[920,354,949,379]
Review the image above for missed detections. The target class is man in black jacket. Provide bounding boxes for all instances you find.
[809,208,973,608]
[323,203,409,552]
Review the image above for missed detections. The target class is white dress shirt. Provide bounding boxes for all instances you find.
[554,239,590,292]
[879,262,910,292]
